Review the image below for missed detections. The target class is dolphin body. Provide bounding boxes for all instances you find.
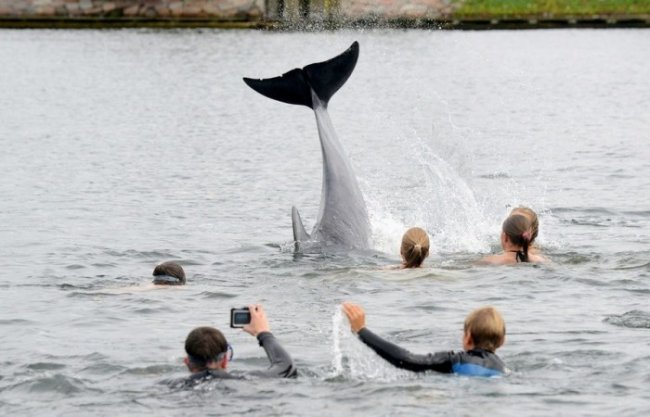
[243,42,371,250]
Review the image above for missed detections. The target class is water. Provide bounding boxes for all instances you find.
[1,28,649,416]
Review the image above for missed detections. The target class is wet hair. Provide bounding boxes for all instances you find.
[464,306,506,352]
[185,327,228,370]
[152,261,186,285]
[400,227,430,268]
[510,206,539,243]
[502,214,532,263]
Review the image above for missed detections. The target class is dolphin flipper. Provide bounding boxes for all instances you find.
[243,41,359,109]
[291,206,311,245]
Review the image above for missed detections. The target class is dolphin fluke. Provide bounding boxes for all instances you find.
[245,42,371,251]
[243,41,359,109]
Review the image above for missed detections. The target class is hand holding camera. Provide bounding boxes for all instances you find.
[230,304,271,337]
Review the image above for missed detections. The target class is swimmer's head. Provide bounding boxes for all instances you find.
[152,261,186,285]
[510,206,539,243]
[400,227,430,268]
[501,214,532,262]
[184,326,229,372]
[463,306,505,352]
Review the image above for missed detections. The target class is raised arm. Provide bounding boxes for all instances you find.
[244,304,297,378]
[357,327,453,373]
[342,303,453,374]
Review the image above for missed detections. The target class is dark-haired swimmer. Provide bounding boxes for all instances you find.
[342,303,507,376]
[152,261,186,286]
[97,261,187,294]
[172,304,297,388]
[480,214,545,265]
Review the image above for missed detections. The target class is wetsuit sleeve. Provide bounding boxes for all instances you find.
[357,328,453,373]
[253,331,297,378]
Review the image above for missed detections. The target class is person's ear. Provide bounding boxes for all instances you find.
[463,331,474,349]
[220,356,228,370]
[183,356,191,370]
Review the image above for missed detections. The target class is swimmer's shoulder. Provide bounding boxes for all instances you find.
[478,254,510,266]
[381,264,403,270]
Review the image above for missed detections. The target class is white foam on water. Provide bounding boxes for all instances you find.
[365,131,493,256]
[331,307,411,382]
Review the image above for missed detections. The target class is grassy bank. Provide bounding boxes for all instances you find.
[453,0,650,17]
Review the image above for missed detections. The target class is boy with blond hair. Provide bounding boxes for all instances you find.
[342,303,507,377]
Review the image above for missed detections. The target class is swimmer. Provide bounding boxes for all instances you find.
[173,304,296,388]
[480,214,545,265]
[152,261,186,286]
[95,261,187,294]
[510,206,541,255]
[385,227,430,269]
[342,303,507,376]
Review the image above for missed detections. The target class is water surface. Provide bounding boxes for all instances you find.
[1,28,649,416]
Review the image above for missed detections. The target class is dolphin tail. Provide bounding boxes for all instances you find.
[243,41,359,109]
[291,206,311,248]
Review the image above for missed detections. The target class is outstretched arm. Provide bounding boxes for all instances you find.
[342,303,453,374]
[244,304,297,378]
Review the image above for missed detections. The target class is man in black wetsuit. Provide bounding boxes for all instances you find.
[342,303,507,377]
[176,304,296,388]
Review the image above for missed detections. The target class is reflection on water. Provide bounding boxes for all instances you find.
[1,28,650,416]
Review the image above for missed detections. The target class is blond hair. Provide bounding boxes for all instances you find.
[400,227,430,268]
[464,306,506,352]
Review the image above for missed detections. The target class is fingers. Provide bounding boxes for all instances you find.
[248,303,263,313]
[342,302,363,317]
[244,303,270,336]
[341,302,366,333]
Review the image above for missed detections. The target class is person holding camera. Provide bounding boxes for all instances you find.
[175,304,297,387]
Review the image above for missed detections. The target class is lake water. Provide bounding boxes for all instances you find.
[1,28,649,416]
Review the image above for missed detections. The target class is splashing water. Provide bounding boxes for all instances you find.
[331,307,411,381]
[366,131,492,256]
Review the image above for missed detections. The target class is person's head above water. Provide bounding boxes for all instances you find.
[501,214,533,263]
[463,306,506,352]
[184,327,230,372]
[400,227,430,268]
[152,261,186,285]
[510,206,539,244]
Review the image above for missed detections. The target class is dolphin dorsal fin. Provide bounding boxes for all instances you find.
[291,206,311,246]
[243,41,359,109]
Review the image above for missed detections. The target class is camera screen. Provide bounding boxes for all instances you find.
[232,311,251,326]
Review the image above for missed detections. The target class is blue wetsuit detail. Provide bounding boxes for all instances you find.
[357,328,505,377]
[452,362,502,377]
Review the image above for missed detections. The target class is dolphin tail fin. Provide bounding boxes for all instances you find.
[291,206,311,249]
[243,41,359,109]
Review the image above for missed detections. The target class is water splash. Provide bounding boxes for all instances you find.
[331,307,411,381]
[366,131,492,256]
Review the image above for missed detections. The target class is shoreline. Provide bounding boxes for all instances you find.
[1,15,649,30]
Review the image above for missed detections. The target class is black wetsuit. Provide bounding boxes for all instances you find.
[172,332,297,388]
[358,328,506,377]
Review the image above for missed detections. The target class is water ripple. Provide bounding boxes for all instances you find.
[604,310,650,329]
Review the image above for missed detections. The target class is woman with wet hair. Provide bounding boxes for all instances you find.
[510,205,547,258]
[400,227,430,268]
[480,214,545,265]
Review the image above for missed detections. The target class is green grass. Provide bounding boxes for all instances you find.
[452,0,650,17]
